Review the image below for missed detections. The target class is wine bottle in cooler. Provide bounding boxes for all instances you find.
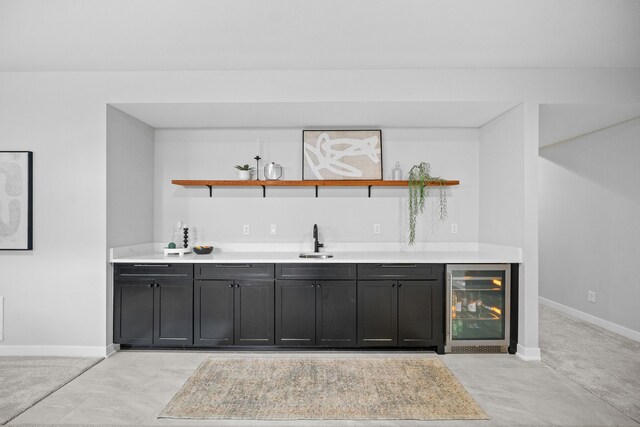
[468,292,477,313]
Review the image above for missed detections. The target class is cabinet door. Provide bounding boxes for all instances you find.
[235,280,274,345]
[275,280,316,346]
[357,280,398,346]
[398,280,442,347]
[194,280,234,346]
[316,280,357,347]
[154,279,193,346]
[114,279,154,346]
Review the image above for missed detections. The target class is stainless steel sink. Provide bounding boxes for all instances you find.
[299,253,334,259]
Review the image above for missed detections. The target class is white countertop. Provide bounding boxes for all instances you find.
[110,242,522,264]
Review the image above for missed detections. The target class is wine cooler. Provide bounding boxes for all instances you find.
[445,264,510,353]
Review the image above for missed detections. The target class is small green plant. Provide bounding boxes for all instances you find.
[407,162,448,245]
[234,164,251,171]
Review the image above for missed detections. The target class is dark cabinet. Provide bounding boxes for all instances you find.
[397,280,440,346]
[358,280,398,346]
[316,280,357,346]
[113,261,444,352]
[193,281,234,346]
[275,280,356,347]
[114,264,193,347]
[115,279,155,346]
[235,280,275,345]
[275,280,316,345]
[194,264,274,346]
[275,264,357,347]
[357,264,444,352]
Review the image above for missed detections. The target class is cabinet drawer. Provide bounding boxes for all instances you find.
[195,263,274,280]
[357,263,443,280]
[115,263,193,278]
[276,264,356,280]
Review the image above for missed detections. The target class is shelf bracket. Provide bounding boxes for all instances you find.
[315,186,318,198]
[207,185,212,198]
[368,185,372,198]
[261,185,266,198]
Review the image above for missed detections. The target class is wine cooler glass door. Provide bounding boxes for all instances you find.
[448,265,510,346]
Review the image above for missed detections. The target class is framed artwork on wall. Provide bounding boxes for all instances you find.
[302,130,382,180]
[0,151,33,250]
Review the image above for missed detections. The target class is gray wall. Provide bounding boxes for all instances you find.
[479,105,525,248]
[0,69,637,356]
[154,127,479,246]
[107,106,155,249]
[539,117,640,334]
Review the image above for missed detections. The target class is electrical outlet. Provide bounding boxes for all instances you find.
[588,291,596,303]
[451,223,458,234]
[242,225,250,235]
[270,224,277,235]
[373,224,381,234]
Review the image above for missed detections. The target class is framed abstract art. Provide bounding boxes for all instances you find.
[302,130,382,180]
[0,151,33,250]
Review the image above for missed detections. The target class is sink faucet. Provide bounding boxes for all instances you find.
[313,224,324,253]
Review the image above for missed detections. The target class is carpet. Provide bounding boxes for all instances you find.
[0,356,102,425]
[159,357,488,420]
[539,304,640,423]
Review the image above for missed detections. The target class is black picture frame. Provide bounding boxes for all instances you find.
[302,129,383,180]
[0,151,33,250]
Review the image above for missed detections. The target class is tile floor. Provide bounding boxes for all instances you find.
[9,350,638,426]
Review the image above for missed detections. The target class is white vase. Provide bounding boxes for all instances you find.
[238,170,251,180]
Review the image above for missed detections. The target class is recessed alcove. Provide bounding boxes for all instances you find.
[107,100,638,249]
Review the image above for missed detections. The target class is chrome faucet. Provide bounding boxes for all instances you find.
[313,224,324,253]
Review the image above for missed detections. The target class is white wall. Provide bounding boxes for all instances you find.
[106,106,155,349]
[154,127,479,246]
[539,117,640,334]
[0,73,110,355]
[3,0,640,70]
[479,105,525,247]
[107,106,155,249]
[478,104,541,359]
[0,69,638,356]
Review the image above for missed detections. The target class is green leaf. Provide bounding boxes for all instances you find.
[406,161,448,245]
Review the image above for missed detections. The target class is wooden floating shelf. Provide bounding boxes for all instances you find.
[171,179,460,198]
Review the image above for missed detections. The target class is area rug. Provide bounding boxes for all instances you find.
[159,357,488,420]
[0,356,102,425]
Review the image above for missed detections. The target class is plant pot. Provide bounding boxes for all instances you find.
[238,170,251,180]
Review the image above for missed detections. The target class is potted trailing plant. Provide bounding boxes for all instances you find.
[407,162,448,245]
[235,164,252,180]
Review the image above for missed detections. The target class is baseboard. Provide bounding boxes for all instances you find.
[516,344,541,361]
[0,345,113,357]
[539,297,640,343]
[106,343,120,358]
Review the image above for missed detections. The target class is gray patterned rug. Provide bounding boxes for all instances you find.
[0,356,102,425]
[160,357,488,420]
